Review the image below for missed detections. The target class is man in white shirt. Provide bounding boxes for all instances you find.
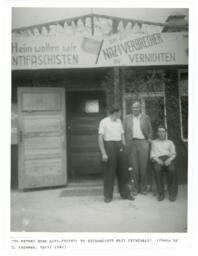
[98,105,134,203]
[124,101,152,195]
[151,125,178,201]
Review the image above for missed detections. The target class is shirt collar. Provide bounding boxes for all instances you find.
[109,116,119,122]
[132,113,141,119]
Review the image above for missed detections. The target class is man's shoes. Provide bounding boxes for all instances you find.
[127,194,135,201]
[104,198,112,203]
[169,195,177,202]
[141,190,148,195]
[132,190,138,196]
[121,194,135,201]
[157,194,164,201]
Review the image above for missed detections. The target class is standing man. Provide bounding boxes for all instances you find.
[98,105,134,203]
[124,101,152,195]
[151,126,177,201]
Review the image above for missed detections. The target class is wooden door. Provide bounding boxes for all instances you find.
[66,90,106,180]
[18,87,66,189]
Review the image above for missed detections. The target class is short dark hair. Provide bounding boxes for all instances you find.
[109,104,121,114]
[132,100,141,106]
[157,125,167,131]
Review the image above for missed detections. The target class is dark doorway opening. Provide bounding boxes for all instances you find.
[66,90,107,182]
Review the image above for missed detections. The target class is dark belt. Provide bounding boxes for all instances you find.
[104,140,122,143]
[132,138,145,140]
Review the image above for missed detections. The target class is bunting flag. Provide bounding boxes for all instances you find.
[81,37,102,55]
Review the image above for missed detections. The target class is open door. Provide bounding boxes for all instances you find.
[17,87,66,189]
[66,90,106,180]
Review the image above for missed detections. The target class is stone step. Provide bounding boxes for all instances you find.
[60,180,119,197]
[59,186,103,197]
[67,182,103,188]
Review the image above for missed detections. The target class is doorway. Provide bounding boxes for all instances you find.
[66,90,107,182]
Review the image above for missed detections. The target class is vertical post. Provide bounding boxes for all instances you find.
[112,18,119,34]
[120,68,126,118]
[91,14,94,36]
[113,67,120,105]
[162,71,168,132]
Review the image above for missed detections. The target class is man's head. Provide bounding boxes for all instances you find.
[109,105,121,120]
[157,125,167,140]
[131,101,141,116]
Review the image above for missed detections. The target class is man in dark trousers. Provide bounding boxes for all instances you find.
[124,101,153,195]
[151,125,178,201]
[98,105,134,203]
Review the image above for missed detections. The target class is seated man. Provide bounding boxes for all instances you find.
[150,125,178,202]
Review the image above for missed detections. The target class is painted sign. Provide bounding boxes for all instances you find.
[12,32,188,70]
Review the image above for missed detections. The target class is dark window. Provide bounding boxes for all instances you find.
[180,95,188,140]
[178,70,188,140]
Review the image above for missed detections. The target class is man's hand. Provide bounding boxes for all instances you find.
[155,158,164,165]
[164,158,172,166]
[102,153,108,162]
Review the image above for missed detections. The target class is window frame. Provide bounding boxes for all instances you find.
[178,69,188,142]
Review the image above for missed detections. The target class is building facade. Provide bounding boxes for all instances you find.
[11,13,188,190]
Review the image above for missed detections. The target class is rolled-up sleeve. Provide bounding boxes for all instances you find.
[169,141,176,156]
[98,120,105,135]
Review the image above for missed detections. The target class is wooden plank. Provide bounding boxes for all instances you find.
[25,150,61,159]
[71,147,98,153]
[24,132,62,138]
[22,92,61,111]
[71,115,103,121]
[24,136,61,149]
[71,154,100,164]
[24,158,62,176]
[71,130,97,136]
[71,123,99,131]
[70,134,98,148]
[24,115,61,132]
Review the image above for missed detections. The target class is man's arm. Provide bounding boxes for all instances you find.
[98,134,108,162]
[123,116,127,131]
[168,154,176,162]
[121,134,126,146]
[123,115,130,147]
[164,141,176,166]
[120,120,126,146]
[164,154,176,166]
[147,115,153,141]
[152,157,164,165]
[150,141,163,165]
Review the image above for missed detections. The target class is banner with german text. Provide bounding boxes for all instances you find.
[12,32,188,70]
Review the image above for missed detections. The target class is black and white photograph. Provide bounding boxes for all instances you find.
[10,7,189,234]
